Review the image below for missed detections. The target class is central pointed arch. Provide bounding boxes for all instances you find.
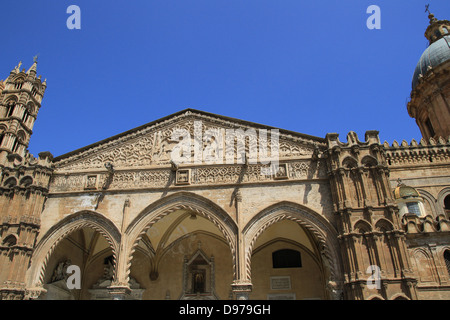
[124,192,238,284]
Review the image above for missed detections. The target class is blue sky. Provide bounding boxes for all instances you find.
[1,0,449,157]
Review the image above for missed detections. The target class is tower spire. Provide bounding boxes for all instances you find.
[27,57,38,75]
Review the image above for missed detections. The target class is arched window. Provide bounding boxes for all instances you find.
[6,103,15,118]
[14,80,23,90]
[444,195,450,217]
[11,139,19,153]
[272,249,302,268]
[444,250,450,277]
[406,202,421,216]
[0,125,5,147]
[22,110,29,123]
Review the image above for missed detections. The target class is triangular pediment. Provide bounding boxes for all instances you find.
[53,109,325,172]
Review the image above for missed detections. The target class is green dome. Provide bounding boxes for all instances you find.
[394,185,420,199]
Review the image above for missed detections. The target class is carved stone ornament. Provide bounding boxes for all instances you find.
[180,242,218,300]
[88,259,144,300]
[49,160,326,193]
[176,169,190,185]
[53,112,323,173]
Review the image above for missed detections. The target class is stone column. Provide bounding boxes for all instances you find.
[231,189,253,300]
[108,234,131,300]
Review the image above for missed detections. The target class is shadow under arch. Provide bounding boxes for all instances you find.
[243,201,344,299]
[124,191,238,283]
[26,210,121,292]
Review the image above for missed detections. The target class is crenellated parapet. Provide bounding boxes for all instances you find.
[402,213,450,234]
[383,136,450,167]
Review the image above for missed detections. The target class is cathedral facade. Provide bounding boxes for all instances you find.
[0,13,449,300]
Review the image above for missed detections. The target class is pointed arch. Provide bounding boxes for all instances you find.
[416,189,437,217]
[3,177,17,188]
[19,175,33,187]
[375,218,394,232]
[342,156,358,169]
[26,211,121,289]
[243,201,343,296]
[13,74,25,82]
[412,248,437,283]
[124,192,238,284]
[361,155,378,167]
[4,95,18,104]
[354,219,372,233]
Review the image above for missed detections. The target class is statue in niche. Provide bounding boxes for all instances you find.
[193,270,206,293]
[180,241,218,300]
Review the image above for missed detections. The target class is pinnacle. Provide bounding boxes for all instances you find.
[26,60,38,74]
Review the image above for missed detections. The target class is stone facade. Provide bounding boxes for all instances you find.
[0,14,449,301]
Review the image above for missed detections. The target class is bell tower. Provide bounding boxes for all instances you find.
[0,60,53,300]
[0,58,47,164]
[407,12,450,140]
